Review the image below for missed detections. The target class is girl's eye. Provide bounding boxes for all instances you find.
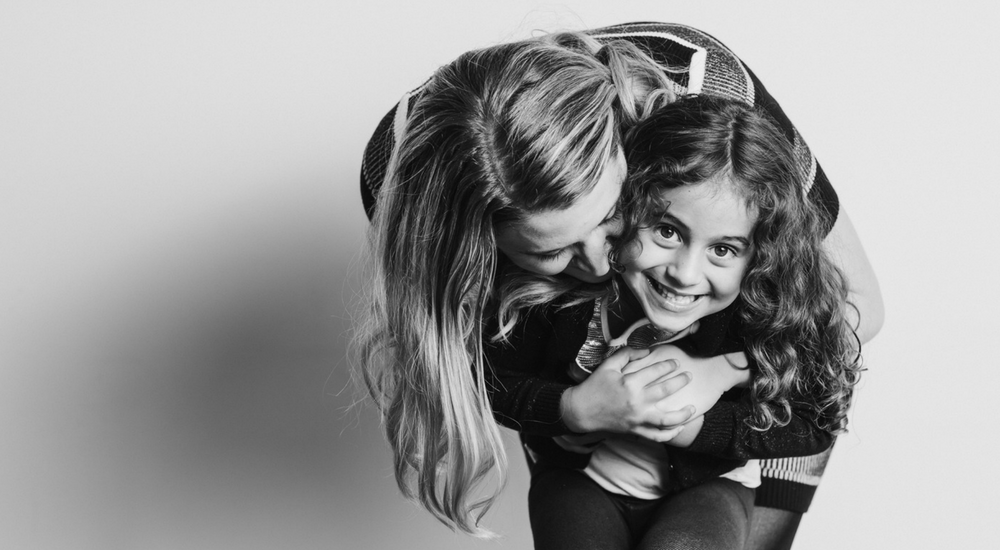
[711,245,736,258]
[655,225,679,241]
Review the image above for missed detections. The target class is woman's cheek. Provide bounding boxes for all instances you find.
[512,255,565,277]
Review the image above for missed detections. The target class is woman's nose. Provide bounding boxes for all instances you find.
[576,228,615,277]
[577,240,611,276]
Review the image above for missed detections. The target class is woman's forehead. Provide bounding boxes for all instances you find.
[498,157,623,251]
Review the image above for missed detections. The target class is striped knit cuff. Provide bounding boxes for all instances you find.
[754,449,833,513]
[754,477,818,513]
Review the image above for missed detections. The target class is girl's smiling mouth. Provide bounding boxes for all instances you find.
[644,275,704,309]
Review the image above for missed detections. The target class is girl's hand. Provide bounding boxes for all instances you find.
[648,348,750,416]
[560,346,695,441]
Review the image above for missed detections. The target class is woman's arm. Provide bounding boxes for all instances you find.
[823,208,884,344]
[559,346,697,441]
[485,304,695,439]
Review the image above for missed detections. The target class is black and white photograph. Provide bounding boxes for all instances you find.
[3,2,997,548]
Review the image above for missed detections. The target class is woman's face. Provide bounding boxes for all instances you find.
[495,151,625,283]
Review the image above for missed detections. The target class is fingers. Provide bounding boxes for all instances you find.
[596,346,651,373]
[624,358,680,385]
[644,344,690,362]
[629,406,695,442]
[632,425,686,443]
[646,371,692,400]
[654,405,696,427]
[621,344,690,375]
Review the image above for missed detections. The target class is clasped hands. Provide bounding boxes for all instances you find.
[559,345,749,450]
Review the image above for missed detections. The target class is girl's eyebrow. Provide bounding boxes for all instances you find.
[658,211,689,232]
[720,235,751,247]
[659,212,751,247]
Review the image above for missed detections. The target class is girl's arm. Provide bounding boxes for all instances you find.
[677,393,835,460]
[621,346,835,459]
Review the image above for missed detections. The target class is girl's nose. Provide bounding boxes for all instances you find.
[665,250,701,287]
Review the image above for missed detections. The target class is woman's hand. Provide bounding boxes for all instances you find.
[560,346,695,442]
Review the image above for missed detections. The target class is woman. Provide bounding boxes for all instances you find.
[356,22,883,547]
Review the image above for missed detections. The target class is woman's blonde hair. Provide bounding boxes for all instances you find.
[354,32,674,536]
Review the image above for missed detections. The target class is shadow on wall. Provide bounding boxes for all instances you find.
[7,167,536,549]
[5,174,402,548]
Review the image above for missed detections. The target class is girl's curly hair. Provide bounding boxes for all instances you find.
[618,94,862,433]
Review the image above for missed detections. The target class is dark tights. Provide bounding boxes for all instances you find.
[746,507,802,550]
[528,467,754,550]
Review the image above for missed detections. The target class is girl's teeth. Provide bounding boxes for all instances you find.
[648,276,698,304]
[661,291,696,305]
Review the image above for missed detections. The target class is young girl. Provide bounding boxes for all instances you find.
[488,95,863,549]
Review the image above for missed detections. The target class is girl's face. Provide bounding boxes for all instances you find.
[495,151,626,283]
[622,177,756,334]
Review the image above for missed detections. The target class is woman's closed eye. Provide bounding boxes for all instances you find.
[534,249,567,262]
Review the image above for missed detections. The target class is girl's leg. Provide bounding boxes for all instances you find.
[528,467,631,550]
[636,478,755,550]
[746,508,802,550]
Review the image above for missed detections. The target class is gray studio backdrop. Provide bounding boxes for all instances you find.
[2,1,998,549]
